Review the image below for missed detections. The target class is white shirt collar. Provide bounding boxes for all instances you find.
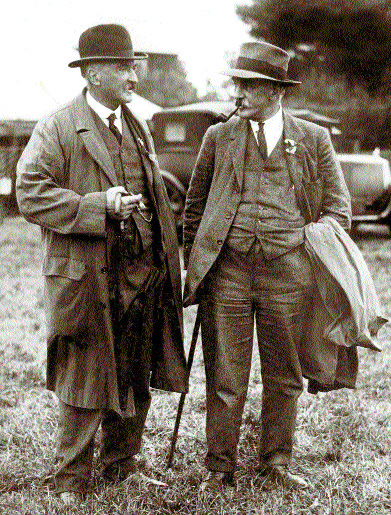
[249,107,283,133]
[249,107,283,156]
[264,106,283,126]
[86,90,122,133]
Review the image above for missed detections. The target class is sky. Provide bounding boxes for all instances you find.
[2,0,252,120]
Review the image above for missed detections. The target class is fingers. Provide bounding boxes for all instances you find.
[106,186,127,205]
[114,192,122,216]
[106,186,128,217]
[119,194,142,218]
[109,192,144,220]
[106,187,146,220]
[121,193,143,207]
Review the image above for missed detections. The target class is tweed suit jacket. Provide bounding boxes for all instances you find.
[183,111,351,307]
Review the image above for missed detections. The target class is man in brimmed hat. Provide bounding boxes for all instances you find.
[17,24,188,503]
[183,41,351,490]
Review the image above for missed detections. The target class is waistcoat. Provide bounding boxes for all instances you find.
[93,110,154,250]
[226,129,305,259]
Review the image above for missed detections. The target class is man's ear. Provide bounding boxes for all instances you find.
[87,65,101,86]
[271,83,284,100]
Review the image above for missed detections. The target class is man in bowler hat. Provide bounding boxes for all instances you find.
[183,42,351,490]
[17,24,188,504]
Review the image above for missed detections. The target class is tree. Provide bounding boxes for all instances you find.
[136,56,198,108]
[237,0,391,94]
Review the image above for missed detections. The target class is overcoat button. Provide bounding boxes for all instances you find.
[101,266,108,273]
[217,239,223,245]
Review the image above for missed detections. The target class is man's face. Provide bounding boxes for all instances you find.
[96,60,138,109]
[233,78,278,121]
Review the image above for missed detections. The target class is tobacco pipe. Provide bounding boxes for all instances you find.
[218,97,243,122]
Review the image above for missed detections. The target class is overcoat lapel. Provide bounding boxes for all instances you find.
[122,106,161,217]
[123,106,155,189]
[127,108,172,222]
[123,106,182,329]
[71,91,118,187]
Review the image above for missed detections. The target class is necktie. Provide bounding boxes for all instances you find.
[108,113,122,144]
[257,122,268,160]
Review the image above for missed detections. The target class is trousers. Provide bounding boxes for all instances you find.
[200,243,315,473]
[54,398,150,493]
[54,246,161,493]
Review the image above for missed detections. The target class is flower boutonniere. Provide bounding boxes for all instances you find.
[285,138,297,155]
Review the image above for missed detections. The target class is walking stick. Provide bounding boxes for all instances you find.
[167,309,201,469]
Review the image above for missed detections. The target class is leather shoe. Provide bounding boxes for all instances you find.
[200,471,235,492]
[103,457,138,482]
[260,465,308,489]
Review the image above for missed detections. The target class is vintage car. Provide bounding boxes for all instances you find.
[151,101,391,237]
[3,100,391,233]
[0,120,36,215]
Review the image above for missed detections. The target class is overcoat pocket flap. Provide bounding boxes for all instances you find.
[42,257,86,280]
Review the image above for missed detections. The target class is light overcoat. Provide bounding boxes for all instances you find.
[17,90,188,415]
[302,218,386,393]
[183,112,352,306]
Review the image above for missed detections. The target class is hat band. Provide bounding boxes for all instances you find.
[235,56,287,81]
[80,53,136,60]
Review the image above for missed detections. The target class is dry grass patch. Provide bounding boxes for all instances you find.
[1,217,391,514]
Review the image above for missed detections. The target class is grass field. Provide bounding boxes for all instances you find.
[0,217,390,514]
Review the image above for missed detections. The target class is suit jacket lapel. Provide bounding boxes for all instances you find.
[283,111,305,186]
[230,117,249,188]
[71,91,118,187]
[230,114,304,192]
[283,111,313,220]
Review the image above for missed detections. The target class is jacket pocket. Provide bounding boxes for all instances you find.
[43,257,94,346]
[42,257,86,280]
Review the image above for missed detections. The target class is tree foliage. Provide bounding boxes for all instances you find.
[237,0,391,94]
[137,59,198,108]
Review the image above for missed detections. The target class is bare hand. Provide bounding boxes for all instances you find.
[118,193,144,218]
[106,186,143,220]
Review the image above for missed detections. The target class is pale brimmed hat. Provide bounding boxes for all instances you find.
[222,41,300,86]
[68,24,147,68]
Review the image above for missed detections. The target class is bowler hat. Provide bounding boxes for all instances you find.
[68,24,147,68]
[222,42,300,86]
